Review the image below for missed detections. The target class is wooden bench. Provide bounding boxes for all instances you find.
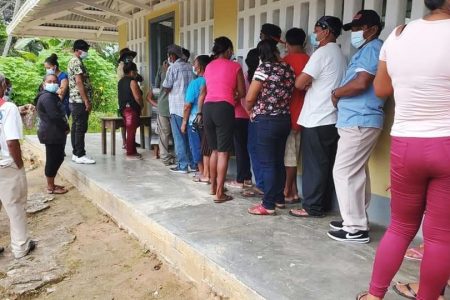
[101,116,151,155]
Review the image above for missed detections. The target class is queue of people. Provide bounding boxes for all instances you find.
[0,0,448,296]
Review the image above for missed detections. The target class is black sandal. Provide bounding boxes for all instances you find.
[393,283,417,300]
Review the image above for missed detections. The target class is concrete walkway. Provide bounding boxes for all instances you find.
[26,134,420,300]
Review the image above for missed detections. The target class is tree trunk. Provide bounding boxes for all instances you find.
[2,0,21,57]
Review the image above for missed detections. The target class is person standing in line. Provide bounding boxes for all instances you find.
[327,10,385,244]
[289,16,346,218]
[198,37,246,203]
[44,53,70,118]
[246,40,295,215]
[67,39,95,164]
[162,44,195,173]
[36,74,70,194]
[154,60,175,166]
[0,73,36,258]
[282,27,310,204]
[181,55,212,183]
[357,0,450,299]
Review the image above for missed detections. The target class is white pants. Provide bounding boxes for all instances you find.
[0,164,31,258]
[333,127,381,233]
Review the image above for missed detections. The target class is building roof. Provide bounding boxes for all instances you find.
[6,0,168,42]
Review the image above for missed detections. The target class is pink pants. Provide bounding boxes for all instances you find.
[369,137,450,299]
[122,107,139,156]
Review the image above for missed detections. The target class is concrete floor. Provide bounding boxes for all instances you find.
[26,134,423,300]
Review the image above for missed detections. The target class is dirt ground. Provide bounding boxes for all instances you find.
[0,157,197,300]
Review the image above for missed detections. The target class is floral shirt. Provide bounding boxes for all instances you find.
[68,56,92,104]
[251,61,295,119]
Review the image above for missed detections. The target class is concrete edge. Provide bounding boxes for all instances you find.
[24,137,264,300]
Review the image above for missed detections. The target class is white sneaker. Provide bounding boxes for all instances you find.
[75,155,96,164]
[72,155,78,162]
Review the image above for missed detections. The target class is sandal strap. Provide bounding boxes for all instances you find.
[405,283,417,298]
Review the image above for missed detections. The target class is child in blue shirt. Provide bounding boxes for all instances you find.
[181,55,211,183]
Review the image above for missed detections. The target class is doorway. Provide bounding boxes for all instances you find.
[149,13,175,86]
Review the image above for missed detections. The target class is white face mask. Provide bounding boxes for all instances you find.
[192,66,198,76]
[80,51,89,60]
[351,30,366,49]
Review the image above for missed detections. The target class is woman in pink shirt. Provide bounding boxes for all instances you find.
[198,37,245,203]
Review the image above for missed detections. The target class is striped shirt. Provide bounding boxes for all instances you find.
[162,59,195,117]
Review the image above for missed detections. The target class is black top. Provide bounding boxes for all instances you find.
[36,90,69,145]
[118,76,141,113]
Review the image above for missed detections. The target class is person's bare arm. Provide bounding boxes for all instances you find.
[197,86,207,115]
[373,61,393,98]
[130,80,143,108]
[58,78,69,101]
[295,73,313,91]
[331,72,375,107]
[181,103,192,134]
[75,74,91,112]
[7,140,23,169]
[146,90,158,107]
[235,69,246,101]
[245,80,263,111]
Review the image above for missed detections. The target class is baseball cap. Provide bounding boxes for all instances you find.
[343,10,382,31]
[73,39,90,52]
[167,44,184,58]
[315,16,343,37]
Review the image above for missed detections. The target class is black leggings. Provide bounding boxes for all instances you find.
[45,144,65,178]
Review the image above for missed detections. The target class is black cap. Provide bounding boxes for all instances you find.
[73,39,90,51]
[315,16,343,37]
[343,10,382,31]
[261,23,282,42]
[119,47,137,62]
[167,44,184,58]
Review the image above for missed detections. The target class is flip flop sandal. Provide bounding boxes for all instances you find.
[275,203,286,209]
[243,180,253,188]
[47,187,68,194]
[54,184,65,189]
[285,197,301,204]
[214,195,233,203]
[193,177,210,184]
[289,209,325,218]
[225,181,244,189]
[393,283,417,300]
[242,188,264,198]
[355,291,368,300]
[404,245,424,261]
[248,204,275,215]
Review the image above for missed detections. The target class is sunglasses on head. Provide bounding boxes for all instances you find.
[315,20,330,31]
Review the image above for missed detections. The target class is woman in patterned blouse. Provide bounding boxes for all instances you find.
[245,40,296,215]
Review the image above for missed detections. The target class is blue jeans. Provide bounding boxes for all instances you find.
[255,115,290,210]
[248,120,264,190]
[187,125,202,165]
[170,114,194,170]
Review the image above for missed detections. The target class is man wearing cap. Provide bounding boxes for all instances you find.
[327,10,384,243]
[289,16,346,218]
[0,73,36,258]
[68,39,95,164]
[162,44,195,173]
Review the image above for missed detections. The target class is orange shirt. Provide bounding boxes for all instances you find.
[283,52,309,131]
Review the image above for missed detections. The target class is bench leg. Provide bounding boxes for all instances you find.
[140,125,145,149]
[102,123,107,154]
[111,123,116,156]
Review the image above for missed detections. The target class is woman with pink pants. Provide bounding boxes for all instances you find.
[357,0,450,299]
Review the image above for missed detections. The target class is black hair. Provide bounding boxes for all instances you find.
[182,48,191,60]
[211,36,233,57]
[195,55,212,71]
[257,40,279,63]
[285,28,306,46]
[245,48,259,84]
[123,62,138,74]
[73,39,90,52]
[424,0,446,10]
[45,53,59,68]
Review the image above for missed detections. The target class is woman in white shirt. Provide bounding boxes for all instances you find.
[357,1,450,299]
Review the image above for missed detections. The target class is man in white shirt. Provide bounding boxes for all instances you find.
[289,16,347,218]
[0,73,36,258]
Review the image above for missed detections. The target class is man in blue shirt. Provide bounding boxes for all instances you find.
[327,10,384,244]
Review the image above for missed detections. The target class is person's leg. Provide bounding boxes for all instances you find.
[333,127,381,233]
[123,107,138,155]
[273,117,291,205]
[170,114,189,171]
[158,115,174,164]
[284,130,298,200]
[0,165,32,258]
[234,118,251,183]
[216,152,230,199]
[45,144,66,190]
[70,103,79,157]
[209,150,218,194]
[203,103,218,194]
[368,137,428,298]
[187,125,202,173]
[300,126,335,216]
[75,104,88,157]
[248,120,264,191]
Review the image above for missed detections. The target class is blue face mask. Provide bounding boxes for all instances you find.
[310,33,320,48]
[46,68,55,75]
[44,83,59,94]
[351,30,366,49]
